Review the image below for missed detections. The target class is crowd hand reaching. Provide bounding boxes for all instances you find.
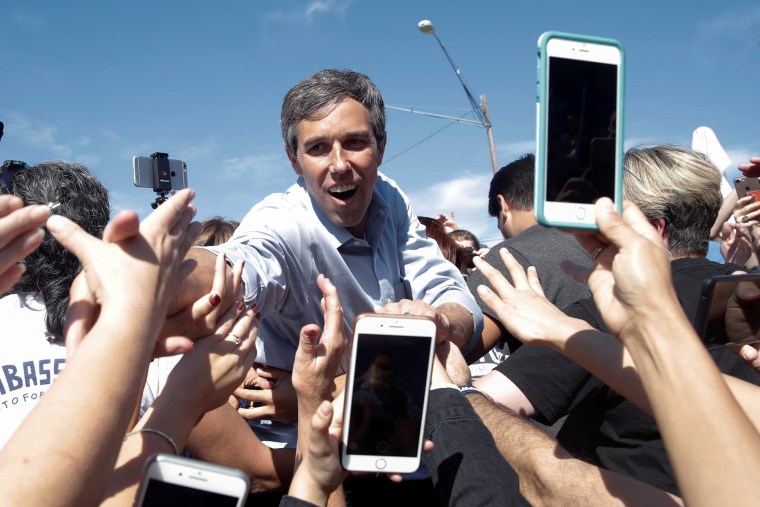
[562,198,679,341]
[161,303,260,416]
[379,299,450,345]
[293,274,347,417]
[52,189,201,355]
[724,279,760,372]
[160,254,246,342]
[738,157,760,177]
[0,196,50,292]
[231,364,298,424]
[436,210,459,233]
[733,195,760,228]
[432,340,471,387]
[472,250,589,349]
[719,222,755,267]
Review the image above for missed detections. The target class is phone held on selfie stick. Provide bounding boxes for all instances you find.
[695,273,760,350]
[136,454,249,507]
[535,31,625,230]
[341,313,436,474]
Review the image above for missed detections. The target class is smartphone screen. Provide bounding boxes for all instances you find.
[536,33,623,230]
[546,56,617,204]
[342,315,435,473]
[695,273,760,349]
[136,454,249,507]
[140,480,240,507]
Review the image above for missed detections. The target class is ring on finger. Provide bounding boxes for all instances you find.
[742,215,750,224]
[228,332,242,346]
[591,245,606,261]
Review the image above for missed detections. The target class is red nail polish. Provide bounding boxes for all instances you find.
[238,300,245,311]
[255,312,262,320]
[251,303,259,313]
[209,294,221,306]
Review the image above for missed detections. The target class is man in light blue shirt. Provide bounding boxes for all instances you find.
[166,70,482,482]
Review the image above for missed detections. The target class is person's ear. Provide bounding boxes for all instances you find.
[650,217,667,238]
[287,146,303,176]
[498,195,511,218]
[375,136,387,166]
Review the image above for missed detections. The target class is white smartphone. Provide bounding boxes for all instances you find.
[135,454,249,507]
[341,313,436,474]
[132,155,188,191]
[535,32,624,230]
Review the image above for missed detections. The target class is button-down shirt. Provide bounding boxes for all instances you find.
[206,172,483,372]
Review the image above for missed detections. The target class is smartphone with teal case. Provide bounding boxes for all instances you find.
[534,31,625,230]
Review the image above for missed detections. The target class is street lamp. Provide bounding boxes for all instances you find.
[416,19,498,174]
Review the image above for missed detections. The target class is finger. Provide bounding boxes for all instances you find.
[144,188,196,231]
[227,307,259,355]
[0,204,49,249]
[0,195,23,217]
[152,336,194,357]
[593,198,648,251]
[497,248,530,289]
[0,263,26,294]
[187,253,228,325]
[526,266,546,297]
[179,220,203,256]
[102,210,139,244]
[317,275,345,352]
[307,400,334,460]
[0,227,44,275]
[214,290,250,342]
[471,254,517,300]
[45,214,99,265]
[238,405,274,420]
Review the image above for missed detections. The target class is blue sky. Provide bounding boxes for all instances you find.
[3,1,759,246]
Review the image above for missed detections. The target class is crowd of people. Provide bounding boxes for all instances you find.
[0,68,759,507]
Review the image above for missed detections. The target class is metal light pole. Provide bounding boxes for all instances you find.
[415,19,498,174]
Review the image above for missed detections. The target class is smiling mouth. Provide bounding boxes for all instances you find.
[329,184,358,201]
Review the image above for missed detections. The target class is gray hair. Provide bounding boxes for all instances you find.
[280,69,386,154]
[623,144,721,257]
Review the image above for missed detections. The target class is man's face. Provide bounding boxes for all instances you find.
[288,97,386,237]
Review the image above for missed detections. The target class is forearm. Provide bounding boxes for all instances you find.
[185,403,294,493]
[623,314,760,507]
[437,302,474,350]
[467,393,682,507]
[167,247,218,315]
[0,311,157,506]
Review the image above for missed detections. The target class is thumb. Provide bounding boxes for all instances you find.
[46,214,98,264]
[298,324,320,357]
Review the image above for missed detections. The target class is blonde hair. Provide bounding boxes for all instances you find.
[623,144,721,256]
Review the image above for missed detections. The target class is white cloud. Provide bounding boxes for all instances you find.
[220,152,289,181]
[264,0,355,24]
[406,173,497,244]
[4,112,75,159]
[13,13,47,29]
[696,6,760,56]
[496,139,535,160]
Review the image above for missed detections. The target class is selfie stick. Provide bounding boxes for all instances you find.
[150,152,172,209]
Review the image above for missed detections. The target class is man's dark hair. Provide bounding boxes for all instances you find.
[281,69,386,155]
[2,161,110,343]
[487,154,535,217]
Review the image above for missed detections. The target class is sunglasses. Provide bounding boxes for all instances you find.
[0,160,29,192]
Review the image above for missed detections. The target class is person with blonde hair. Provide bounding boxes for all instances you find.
[473,144,759,496]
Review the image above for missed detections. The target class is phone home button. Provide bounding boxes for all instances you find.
[375,459,387,470]
[575,207,587,220]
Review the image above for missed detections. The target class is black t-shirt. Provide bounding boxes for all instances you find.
[497,257,756,495]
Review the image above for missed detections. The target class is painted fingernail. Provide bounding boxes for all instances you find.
[251,303,259,313]
[209,293,221,306]
[238,300,245,311]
